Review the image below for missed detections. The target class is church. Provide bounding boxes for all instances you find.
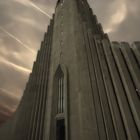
[0,0,140,139]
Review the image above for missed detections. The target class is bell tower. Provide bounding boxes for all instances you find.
[0,0,140,140]
[44,0,105,139]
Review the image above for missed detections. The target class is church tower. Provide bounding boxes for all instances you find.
[0,0,140,140]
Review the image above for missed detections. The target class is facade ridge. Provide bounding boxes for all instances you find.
[0,0,140,140]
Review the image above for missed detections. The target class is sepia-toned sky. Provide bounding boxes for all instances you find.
[0,0,140,123]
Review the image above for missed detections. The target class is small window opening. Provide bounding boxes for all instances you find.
[57,0,61,4]
[56,119,65,140]
[57,0,64,6]
[57,70,64,114]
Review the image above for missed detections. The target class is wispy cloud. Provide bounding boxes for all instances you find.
[29,1,52,18]
[104,0,127,33]
[0,26,36,54]
[0,87,20,115]
[14,0,52,18]
[0,57,31,73]
[0,88,20,101]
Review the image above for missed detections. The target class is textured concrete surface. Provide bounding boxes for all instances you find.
[0,0,140,140]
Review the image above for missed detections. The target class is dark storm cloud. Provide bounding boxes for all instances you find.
[0,0,140,124]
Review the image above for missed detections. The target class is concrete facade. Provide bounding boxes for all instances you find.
[0,0,140,139]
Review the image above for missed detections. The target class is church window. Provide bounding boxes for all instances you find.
[57,67,65,114]
[51,65,68,140]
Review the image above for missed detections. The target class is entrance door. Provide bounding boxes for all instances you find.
[56,119,65,140]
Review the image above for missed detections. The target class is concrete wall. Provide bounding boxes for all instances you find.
[0,0,140,140]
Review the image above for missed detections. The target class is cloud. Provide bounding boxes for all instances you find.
[88,0,128,33]
[0,57,31,73]
[14,0,52,18]
[0,87,20,124]
[0,61,29,95]
[105,1,127,33]
[0,0,53,123]
[0,26,36,54]
[0,88,20,111]
[88,0,140,41]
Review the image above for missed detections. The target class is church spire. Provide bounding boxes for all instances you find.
[0,0,140,140]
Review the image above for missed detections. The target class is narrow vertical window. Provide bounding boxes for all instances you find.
[51,65,68,140]
[57,67,64,114]
[55,67,66,140]
[57,0,64,6]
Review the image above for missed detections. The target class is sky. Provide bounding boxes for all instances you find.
[0,0,140,124]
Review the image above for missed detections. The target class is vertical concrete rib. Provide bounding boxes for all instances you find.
[82,22,106,140]
[24,62,37,140]
[131,42,140,67]
[102,39,139,140]
[27,52,40,140]
[111,42,140,133]
[30,40,45,140]
[34,41,46,140]
[36,18,54,140]
[14,58,37,139]
[27,48,42,140]
[120,42,140,97]
[32,17,53,140]
[88,31,116,140]
[96,41,127,140]
[34,33,51,139]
